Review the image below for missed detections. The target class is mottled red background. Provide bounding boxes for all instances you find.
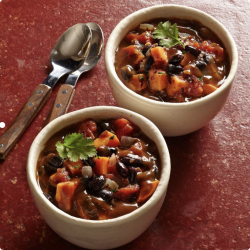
[0,0,249,249]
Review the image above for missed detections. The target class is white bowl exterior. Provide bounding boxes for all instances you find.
[105,5,238,136]
[27,106,170,249]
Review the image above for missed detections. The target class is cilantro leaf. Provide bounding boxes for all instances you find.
[56,133,97,162]
[152,21,185,48]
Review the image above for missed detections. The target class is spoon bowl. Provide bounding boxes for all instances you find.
[0,23,92,160]
[45,23,104,124]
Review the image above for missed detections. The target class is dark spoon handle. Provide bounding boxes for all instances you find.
[44,84,75,126]
[0,84,52,160]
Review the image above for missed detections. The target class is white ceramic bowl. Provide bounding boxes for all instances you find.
[105,5,238,136]
[27,106,170,249]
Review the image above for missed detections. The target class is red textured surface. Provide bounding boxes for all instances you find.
[0,0,249,249]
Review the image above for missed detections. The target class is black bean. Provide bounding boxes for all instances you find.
[97,146,117,157]
[119,156,143,167]
[203,53,212,64]
[83,157,95,167]
[128,167,137,184]
[166,64,183,75]
[185,45,201,57]
[169,54,184,65]
[88,175,106,191]
[116,161,129,178]
[142,44,152,55]
[121,65,137,80]
[144,56,154,73]
[45,154,63,173]
[99,190,114,201]
[99,120,112,132]
[196,61,207,70]
[184,75,193,83]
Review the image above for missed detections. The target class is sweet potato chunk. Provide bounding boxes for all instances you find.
[127,74,147,92]
[49,168,69,187]
[150,46,168,65]
[203,84,218,95]
[167,75,189,96]
[122,45,145,65]
[148,68,168,91]
[55,179,80,211]
[94,131,120,148]
[63,159,83,176]
[137,180,159,203]
[94,157,109,175]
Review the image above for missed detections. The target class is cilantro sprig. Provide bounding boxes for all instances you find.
[152,21,185,48]
[56,133,97,162]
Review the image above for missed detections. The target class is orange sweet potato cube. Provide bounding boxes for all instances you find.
[127,74,147,92]
[55,179,80,211]
[150,47,168,65]
[94,131,120,148]
[63,159,83,176]
[203,84,218,95]
[148,68,168,91]
[137,180,159,203]
[167,75,189,96]
[94,157,109,175]
[122,45,145,65]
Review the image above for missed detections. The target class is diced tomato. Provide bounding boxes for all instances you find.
[137,32,154,44]
[76,119,97,139]
[112,118,139,140]
[63,159,83,176]
[184,37,200,48]
[184,75,203,97]
[112,118,131,129]
[114,184,140,202]
[116,124,138,140]
[55,178,80,211]
[125,32,153,44]
[199,41,224,62]
[137,180,159,203]
[49,168,70,186]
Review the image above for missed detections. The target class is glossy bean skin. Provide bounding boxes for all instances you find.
[166,64,183,75]
[169,54,184,65]
[116,161,129,178]
[45,154,63,173]
[89,175,106,191]
[119,156,143,168]
[128,167,137,184]
[185,45,201,57]
[99,190,114,201]
[196,60,207,70]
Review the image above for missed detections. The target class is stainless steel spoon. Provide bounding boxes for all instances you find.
[45,22,104,125]
[0,23,92,160]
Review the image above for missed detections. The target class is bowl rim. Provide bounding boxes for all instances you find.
[105,4,238,107]
[27,106,171,225]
